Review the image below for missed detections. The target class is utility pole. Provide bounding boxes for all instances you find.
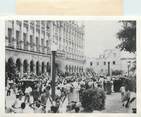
[51,42,57,101]
[51,50,56,101]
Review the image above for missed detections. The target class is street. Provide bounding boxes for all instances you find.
[5,90,136,113]
[101,92,136,113]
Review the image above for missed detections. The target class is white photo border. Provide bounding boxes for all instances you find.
[0,16,140,117]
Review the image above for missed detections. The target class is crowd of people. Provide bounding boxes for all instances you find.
[5,71,135,113]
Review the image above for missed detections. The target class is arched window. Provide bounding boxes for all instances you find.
[36,61,40,75]
[69,65,71,73]
[113,61,116,65]
[90,62,93,66]
[42,62,45,73]
[65,65,68,72]
[16,59,21,72]
[23,60,28,73]
[30,60,34,73]
[7,58,15,78]
[46,62,50,73]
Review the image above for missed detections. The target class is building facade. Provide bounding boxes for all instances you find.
[88,49,136,76]
[5,20,85,76]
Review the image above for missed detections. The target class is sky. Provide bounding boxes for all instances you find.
[84,21,122,58]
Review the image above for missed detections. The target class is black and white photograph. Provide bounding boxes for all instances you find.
[5,20,136,113]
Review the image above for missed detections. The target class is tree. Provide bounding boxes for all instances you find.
[86,67,96,77]
[112,70,123,76]
[81,88,106,112]
[116,21,136,53]
[7,61,16,79]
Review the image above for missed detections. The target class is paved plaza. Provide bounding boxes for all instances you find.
[102,92,136,113]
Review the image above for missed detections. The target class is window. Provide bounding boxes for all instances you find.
[90,62,93,66]
[36,37,39,52]
[41,39,44,53]
[8,28,12,45]
[113,61,116,65]
[16,31,20,49]
[23,33,27,50]
[104,62,106,65]
[46,40,49,51]
[30,35,33,51]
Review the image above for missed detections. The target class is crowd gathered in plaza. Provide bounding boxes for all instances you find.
[5,70,136,113]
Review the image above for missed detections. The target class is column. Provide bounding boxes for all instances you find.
[21,21,24,50]
[75,28,77,60]
[45,35,48,54]
[70,25,73,59]
[82,31,85,61]
[27,62,30,74]
[51,51,56,101]
[34,62,36,74]
[5,21,8,46]
[20,63,23,77]
[39,21,42,53]
[61,22,64,51]
[13,21,16,48]
[44,64,47,73]
[39,63,41,75]
[45,22,47,54]
[27,21,30,51]
[50,21,54,44]
[33,21,36,52]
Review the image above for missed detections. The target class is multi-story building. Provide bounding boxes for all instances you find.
[88,49,136,76]
[5,20,85,76]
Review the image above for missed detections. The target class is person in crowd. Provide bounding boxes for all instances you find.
[48,101,59,113]
[17,102,26,113]
[32,87,40,103]
[29,101,44,113]
[64,80,73,104]
[12,94,23,110]
[120,83,126,103]
[40,90,48,110]
[111,78,114,93]
[6,84,11,96]
[9,79,14,89]
[66,101,80,113]
[71,80,80,103]
[24,85,32,103]
[122,86,131,108]
[56,87,62,100]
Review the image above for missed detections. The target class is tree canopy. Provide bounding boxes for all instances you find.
[116,21,136,53]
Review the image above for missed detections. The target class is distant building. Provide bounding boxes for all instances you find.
[5,20,85,76]
[87,49,136,76]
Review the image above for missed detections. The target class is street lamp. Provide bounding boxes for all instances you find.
[51,42,58,101]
